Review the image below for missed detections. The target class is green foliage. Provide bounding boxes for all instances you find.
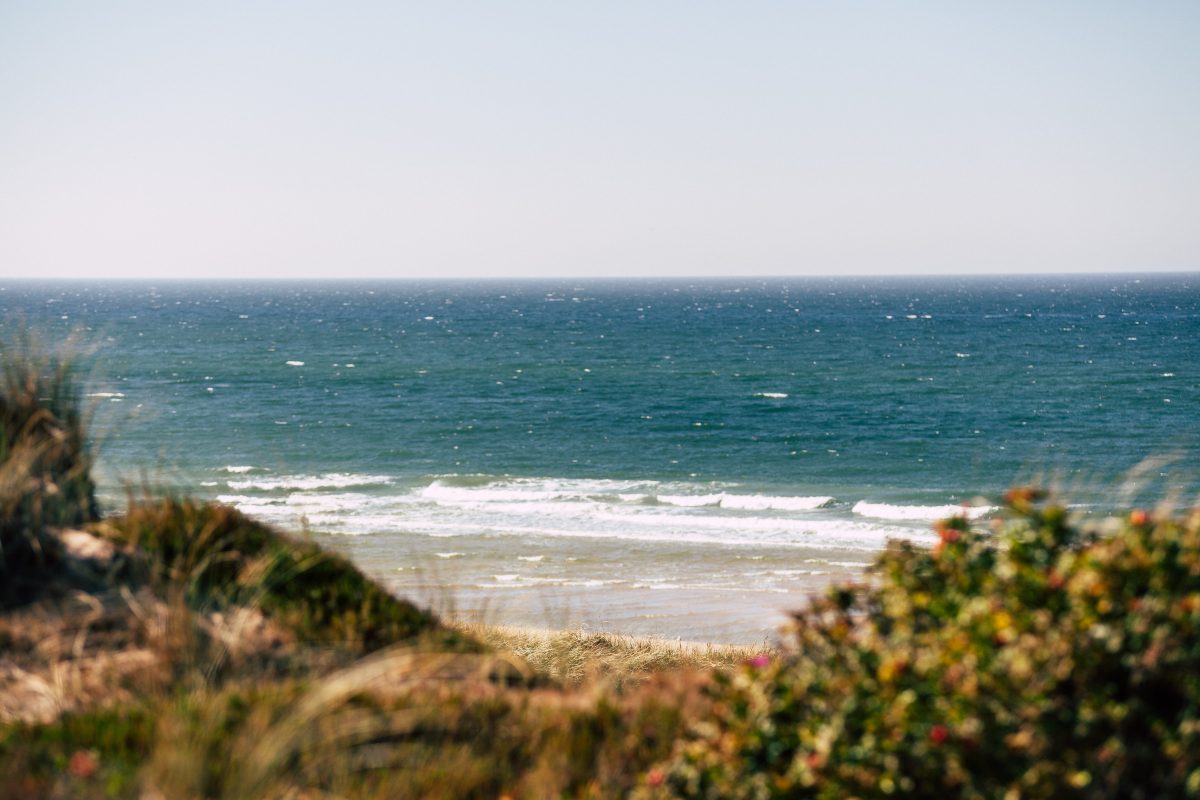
[106,496,466,652]
[0,705,155,800]
[647,492,1200,799]
[0,338,97,606]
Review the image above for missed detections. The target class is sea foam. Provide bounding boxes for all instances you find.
[227,473,394,491]
[851,501,994,522]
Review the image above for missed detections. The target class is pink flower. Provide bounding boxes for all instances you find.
[647,768,666,787]
[747,654,771,669]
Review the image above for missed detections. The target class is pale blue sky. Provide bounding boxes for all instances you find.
[2,2,1198,279]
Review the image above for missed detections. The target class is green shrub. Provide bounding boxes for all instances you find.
[647,491,1200,799]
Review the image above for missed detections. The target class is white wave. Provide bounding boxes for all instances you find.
[285,360,305,366]
[220,465,257,474]
[596,507,902,537]
[435,552,464,559]
[227,473,393,491]
[517,555,545,562]
[655,493,831,511]
[428,512,926,551]
[719,494,832,511]
[657,493,724,507]
[851,501,994,522]
[421,500,606,520]
[216,494,284,507]
[283,492,409,510]
[754,392,789,399]
[420,476,669,505]
[87,391,125,398]
[422,484,571,504]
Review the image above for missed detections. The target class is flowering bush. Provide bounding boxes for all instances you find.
[645,491,1200,799]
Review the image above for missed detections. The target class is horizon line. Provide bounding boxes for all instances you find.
[3,269,1198,284]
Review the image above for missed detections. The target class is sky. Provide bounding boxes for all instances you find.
[1,2,1198,280]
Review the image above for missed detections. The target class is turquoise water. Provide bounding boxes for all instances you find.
[3,276,1197,641]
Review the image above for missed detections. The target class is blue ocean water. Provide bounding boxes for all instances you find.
[3,276,1197,641]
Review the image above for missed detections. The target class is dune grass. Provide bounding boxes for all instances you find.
[453,622,771,687]
[0,335,96,607]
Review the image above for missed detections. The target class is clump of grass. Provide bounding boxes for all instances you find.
[0,336,97,607]
[101,496,474,654]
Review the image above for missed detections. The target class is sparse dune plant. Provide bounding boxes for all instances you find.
[102,495,468,654]
[0,335,97,606]
[645,490,1200,799]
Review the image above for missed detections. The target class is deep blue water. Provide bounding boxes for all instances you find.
[2,276,1197,640]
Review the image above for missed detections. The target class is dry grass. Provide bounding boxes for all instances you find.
[453,622,773,687]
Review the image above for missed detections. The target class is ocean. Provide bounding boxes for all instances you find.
[2,275,1197,643]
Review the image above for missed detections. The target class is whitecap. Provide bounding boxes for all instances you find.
[719,494,832,511]
[754,392,789,399]
[227,473,394,491]
[420,476,660,505]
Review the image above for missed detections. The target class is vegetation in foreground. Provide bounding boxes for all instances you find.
[2,341,1199,799]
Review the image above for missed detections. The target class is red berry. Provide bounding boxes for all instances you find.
[930,725,950,745]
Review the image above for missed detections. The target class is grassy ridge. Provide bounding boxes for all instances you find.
[3,342,1200,798]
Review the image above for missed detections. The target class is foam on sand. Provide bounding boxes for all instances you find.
[851,501,995,522]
